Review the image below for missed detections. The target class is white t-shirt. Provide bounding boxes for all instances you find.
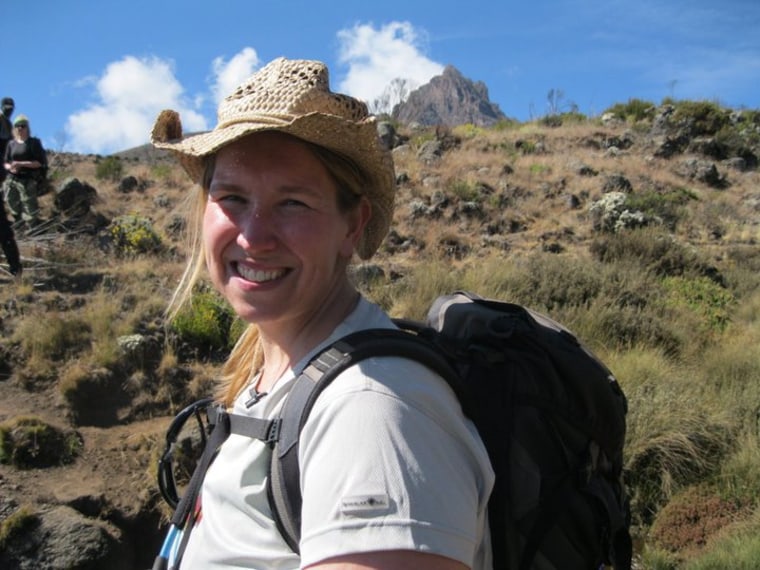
[181,297,494,569]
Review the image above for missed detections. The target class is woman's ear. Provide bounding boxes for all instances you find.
[339,196,372,258]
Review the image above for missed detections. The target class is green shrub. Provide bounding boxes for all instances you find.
[452,123,486,139]
[662,276,735,333]
[447,179,481,202]
[95,155,124,182]
[109,214,163,255]
[528,163,551,176]
[604,98,657,123]
[625,187,698,230]
[171,290,235,354]
[672,100,730,137]
[540,111,587,127]
[0,416,82,468]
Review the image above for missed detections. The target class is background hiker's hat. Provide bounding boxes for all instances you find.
[151,57,395,260]
[2,97,14,108]
[13,114,28,126]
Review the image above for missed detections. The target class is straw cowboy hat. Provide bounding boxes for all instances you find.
[151,57,395,259]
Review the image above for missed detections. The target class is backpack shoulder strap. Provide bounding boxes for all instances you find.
[268,327,458,553]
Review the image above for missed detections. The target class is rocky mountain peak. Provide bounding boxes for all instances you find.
[392,65,506,127]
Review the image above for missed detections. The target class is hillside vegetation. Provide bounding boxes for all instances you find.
[1,98,759,569]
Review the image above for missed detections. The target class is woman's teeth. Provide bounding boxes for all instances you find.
[237,265,285,282]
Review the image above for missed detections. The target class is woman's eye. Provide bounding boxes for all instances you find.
[214,193,245,204]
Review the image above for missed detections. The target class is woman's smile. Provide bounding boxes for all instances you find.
[234,262,288,284]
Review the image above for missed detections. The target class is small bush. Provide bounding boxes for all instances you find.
[447,179,481,202]
[662,276,735,333]
[171,290,235,355]
[0,416,82,468]
[109,214,163,256]
[604,98,657,123]
[625,187,698,230]
[672,100,730,137]
[95,155,124,182]
[14,313,92,364]
[529,163,551,176]
[452,123,486,139]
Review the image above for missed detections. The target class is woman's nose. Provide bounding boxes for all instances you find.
[236,209,277,251]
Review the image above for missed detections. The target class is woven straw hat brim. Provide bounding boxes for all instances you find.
[153,111,394,260]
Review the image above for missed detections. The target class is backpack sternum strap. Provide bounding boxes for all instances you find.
[219,409,282,444]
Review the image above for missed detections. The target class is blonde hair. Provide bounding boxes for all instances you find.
[167,135,370,408]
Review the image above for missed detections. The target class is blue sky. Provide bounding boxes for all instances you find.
[6,0,759,155]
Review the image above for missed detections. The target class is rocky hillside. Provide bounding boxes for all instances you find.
[0,98,759,568]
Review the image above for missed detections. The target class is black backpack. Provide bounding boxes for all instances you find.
[157,291,632,570]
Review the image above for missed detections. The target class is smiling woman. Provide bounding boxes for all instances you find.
[150,57,493,570]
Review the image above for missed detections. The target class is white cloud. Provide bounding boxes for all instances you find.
[336,22,444,111]
[211,47,260,104]
[66,56,207,154]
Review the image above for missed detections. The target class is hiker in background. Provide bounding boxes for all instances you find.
[0,97,15,177]
[152,57,494,569]
[2,114,46,229]
[0,190,21,277]
[0,98,22,277]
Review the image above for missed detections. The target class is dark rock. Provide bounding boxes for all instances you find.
[0,505,132,570]
[377,121,406,150]
[54,177,98,216]
[566,194,582,209]
[676,159,728,188]
[117,175,140,193]
[603,173,633,193]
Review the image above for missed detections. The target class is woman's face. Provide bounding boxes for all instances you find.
[203,132,368,331]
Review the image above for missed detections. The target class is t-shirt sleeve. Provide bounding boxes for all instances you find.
[296,357,493,568]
